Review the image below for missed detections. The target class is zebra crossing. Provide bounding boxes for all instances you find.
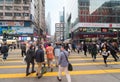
[0,50,120,79]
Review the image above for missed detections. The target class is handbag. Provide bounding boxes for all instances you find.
[41,64,47,74]
[63,51,73,71]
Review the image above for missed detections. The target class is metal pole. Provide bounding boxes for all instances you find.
[63,7,65,42]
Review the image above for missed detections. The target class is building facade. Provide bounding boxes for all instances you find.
[55,11,65,42]
[65,0,120,43]
[34,0,46,37]
[0,0,34,41]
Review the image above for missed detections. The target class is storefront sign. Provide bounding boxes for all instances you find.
[72,23,120,31]
[0,21,24,26]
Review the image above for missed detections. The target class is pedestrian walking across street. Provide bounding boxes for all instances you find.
[35,44,45,79]
[25,44,36,76]
[57,45,71,82]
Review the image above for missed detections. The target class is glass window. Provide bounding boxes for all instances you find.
[0,6,3,10]
[23,0,29,4]
[5,13,12,16]
[0,0,4,4]
[23,7,29,10]
[5,0,13,4]
[14,0,21,4]
[23,13,29,16]
[0,13,3,16]
[14,6,21,11]
[5,6,13,10]
[14,13,21,16]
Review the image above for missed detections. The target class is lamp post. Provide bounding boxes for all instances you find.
[62,7,65,42]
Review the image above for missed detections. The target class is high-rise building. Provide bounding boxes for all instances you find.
[0,0,34,41]
[34,0,46,36]
[54,11,65,42]
[0,0,31,21]
[46,12,51,36]
[65,0,120,43]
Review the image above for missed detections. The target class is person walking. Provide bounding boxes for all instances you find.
[109,42,119,62]
[91,42,98,61]
[1,42,9,61]
[54,43,61,67]
[25,44,36,76]
[83,42,87,56]
[21,43,26,57]
[100,42,110,67]
[57,45,71,82]
[46,43,54,72]
[35,44,45,79]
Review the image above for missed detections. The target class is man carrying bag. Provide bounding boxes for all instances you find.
[57,45,72,82]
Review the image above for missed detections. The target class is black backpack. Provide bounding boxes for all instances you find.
[1,46,8,53]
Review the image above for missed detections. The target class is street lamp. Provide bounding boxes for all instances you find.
[62,7,65,42]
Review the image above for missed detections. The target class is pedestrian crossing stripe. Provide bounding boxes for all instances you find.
[0,69,120,78]
[0,57,115,62]
[0,62,120,69]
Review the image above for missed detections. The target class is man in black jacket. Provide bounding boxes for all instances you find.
[35,44,45,79]
[25,44,36,76]
[1,42,9,60]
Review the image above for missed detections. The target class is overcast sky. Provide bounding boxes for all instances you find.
[45,0,65,35]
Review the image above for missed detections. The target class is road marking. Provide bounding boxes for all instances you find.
[0,57,114,62]
[0,62,120,69]
[0,69,120,78]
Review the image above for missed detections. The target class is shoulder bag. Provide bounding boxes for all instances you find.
[63,51,73,71]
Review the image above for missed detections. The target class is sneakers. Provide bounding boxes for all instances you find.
[57,76,62,81]
[31,70,36,73]
[37,74,42,79]
[26,73,31,76]
[38,75,42,79]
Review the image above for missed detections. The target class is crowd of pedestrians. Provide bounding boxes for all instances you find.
[69,40,120,67]
[20,42,72,82]
[0,40,120,81]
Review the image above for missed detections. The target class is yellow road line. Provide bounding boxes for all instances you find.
[0,69,120,78]
[3,57,114,62]
[0,62,120,69]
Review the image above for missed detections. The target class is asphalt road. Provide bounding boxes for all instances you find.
[0,49,120,82]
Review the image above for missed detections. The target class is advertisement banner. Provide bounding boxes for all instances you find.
[0,26,33,35]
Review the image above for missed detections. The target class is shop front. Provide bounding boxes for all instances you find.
[71,23,120,43]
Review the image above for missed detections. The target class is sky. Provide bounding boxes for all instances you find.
[45,0,65,35]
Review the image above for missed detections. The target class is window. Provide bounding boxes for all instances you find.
[14,6,21,11]
[23,7,29,10]
[23,0,29,4]
[0,13,3,16]
[5,0,13,4]
[23,13,29,16]
[0,6,3,10]
[14,13,21,16]
[14,0,21,4]
[5,6,13,10]
[5,13,12,16]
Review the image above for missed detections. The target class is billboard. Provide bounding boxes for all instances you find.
[0,26,33,35]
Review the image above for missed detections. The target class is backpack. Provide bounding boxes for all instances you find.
[1,46,8,53]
